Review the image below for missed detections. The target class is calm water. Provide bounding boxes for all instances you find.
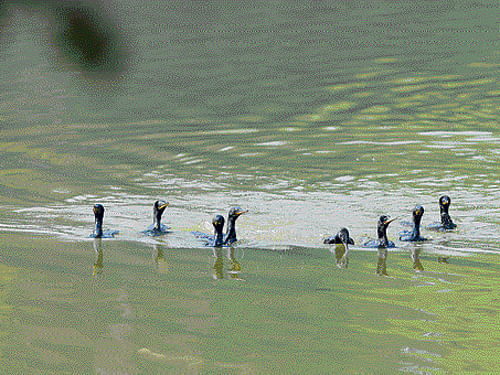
[0,0,499,373]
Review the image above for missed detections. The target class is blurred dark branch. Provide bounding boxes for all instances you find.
[0,0,126,79]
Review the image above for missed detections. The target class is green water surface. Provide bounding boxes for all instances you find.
[1,233,499,374]
[0,0,499,373]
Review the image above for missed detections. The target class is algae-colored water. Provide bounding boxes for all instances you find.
[0,0,499,373]
[1,234,499,374]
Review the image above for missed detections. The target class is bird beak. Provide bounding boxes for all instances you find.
[158,202,169,210]
[235,209,248,216]
[384,216,399,225]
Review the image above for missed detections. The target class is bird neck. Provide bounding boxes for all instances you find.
[153,213,162,230]
[214,228,224,247]
[94,218,103,237]
[377,226,389,245]
[440,204,454,226]
[225,218,237,243]
[440,204,450,216]
[412,216,422,237]
[441,212,455,227]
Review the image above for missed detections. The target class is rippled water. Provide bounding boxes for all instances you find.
[0,0,499,373]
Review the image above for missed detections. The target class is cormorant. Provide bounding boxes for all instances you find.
[143,200,169,236]
[400,205,427,241]
[323,228,355,268]
[90,204,118,238]
[192,207,247,246]
[224,206,248,245]
[363,215,397,248]
[323,227,355,246]
[427,195,457,230]
[212,215,225,247]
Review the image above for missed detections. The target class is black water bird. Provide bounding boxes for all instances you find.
[427,195,457,230]
[363,215,397,248]
[212,215,225,247]
[143,200,169,236]
[90,204,118,238]
[400,205,427,241]
[323,227,355,246]
[323,228,354,268]
[224,206,248,245]
[192,207,247,246]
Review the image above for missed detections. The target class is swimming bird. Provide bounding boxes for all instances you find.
[323,228,354,268]
[323,227,355,246]
[143,200,169,236]
[363,215,397,248]
[224,206,248,245]
[211,215,225,247]
[400,205,427,241]
[90,204,118,238]
[427,195,457,230]
[192,207,247,246]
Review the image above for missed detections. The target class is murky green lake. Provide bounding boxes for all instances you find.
[0,0,499,373]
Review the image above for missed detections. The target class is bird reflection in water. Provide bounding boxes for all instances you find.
[376,248,425,276]
[411,248,424,271]
[152,244,169,273]
[212,247,244,280]
[331,244,349,269]
[375,248,388,276]
[92,238,104,277]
